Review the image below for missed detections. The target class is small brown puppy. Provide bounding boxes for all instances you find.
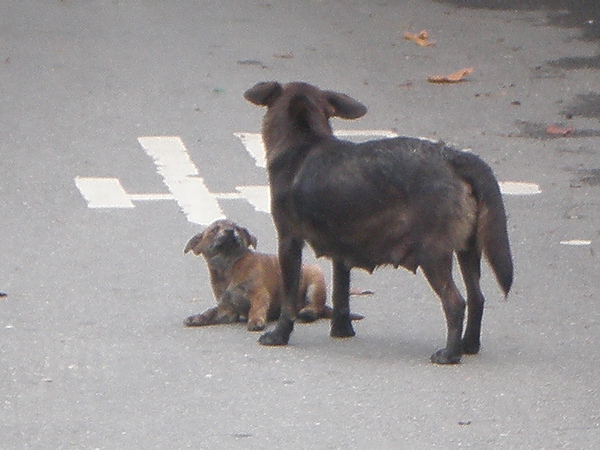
[184,219,361,331]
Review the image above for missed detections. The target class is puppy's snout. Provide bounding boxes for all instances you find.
[216,227,240,244]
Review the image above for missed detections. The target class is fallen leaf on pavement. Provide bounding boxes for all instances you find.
[349,288,375,296]
[428,67,475,83]
[545,124,574,136]
[403,30,436,47]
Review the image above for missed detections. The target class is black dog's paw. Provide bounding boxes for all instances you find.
[183,314,209,326]
[258,330,290,346]
[430,348,461,365]
[461,338,481,355]
[330,318,355,338]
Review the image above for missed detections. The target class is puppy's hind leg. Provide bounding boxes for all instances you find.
[422,253,465,364]
[330,260,355,338]
[297,267,328,323]
[247,289,271,332]
[457,242,485,355]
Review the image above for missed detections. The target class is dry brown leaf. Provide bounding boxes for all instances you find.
[546,124,574,136]
[349,288,375,296]
[403,30,436,47]
[428,67,475,83]
[273,52,294,59]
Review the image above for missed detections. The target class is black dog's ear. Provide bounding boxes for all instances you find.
[184,232,205,256]
[238,227,258,249]
[324,91,367,119]
[244,82,283,107]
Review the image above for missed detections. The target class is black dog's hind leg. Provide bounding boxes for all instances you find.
[258,237,302,346]
[457,244,485,355]
[330,260,355,338]
[422,253,465,364]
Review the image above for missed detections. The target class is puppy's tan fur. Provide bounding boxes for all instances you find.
[184,219,361,331]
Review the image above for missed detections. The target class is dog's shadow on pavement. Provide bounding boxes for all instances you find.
[289,324,441,365]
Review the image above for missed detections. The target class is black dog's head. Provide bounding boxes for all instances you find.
[244,81,368,149]
[184,220,258,262]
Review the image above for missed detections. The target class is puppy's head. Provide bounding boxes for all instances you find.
[184,220,257,260]
[244,81,367,137]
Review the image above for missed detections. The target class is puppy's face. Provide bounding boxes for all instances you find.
[184,220,257,260]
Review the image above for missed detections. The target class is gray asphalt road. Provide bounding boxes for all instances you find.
[1,1,598,448]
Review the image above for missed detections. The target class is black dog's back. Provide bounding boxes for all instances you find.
[292,136,478,274]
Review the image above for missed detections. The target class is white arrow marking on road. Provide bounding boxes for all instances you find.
[75,136,271,223]
[335,129,400,139]
[234,132,267,168]
[137,136,225,224]
[129,193,175,201]
[75,177,134,208]
[233,130,401,168]
[234,185,270,213]
[75,133,542,226]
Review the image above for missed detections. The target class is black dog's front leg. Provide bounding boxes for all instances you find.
[330,259,355,338]
[259,237,303,346]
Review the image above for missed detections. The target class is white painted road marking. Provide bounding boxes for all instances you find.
[129,193,175,201]
[560,240,592,246]
[137,136,225,225]
[75,132,544,227]
[233,133,267,168]
[233,129,400,168]
[76,135,274,224]
[499,181,542,195]
[75,177,134,208]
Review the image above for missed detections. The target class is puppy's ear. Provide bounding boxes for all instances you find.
[184,232,205,256]
[238,227,258,249]
[324,91,367,119]
[244,82,283,107]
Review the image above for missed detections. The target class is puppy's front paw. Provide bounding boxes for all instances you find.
[184,314,209,326]
[430,348,461,365]
[247,319,266,332]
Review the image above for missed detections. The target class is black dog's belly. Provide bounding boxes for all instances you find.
[291,139,462,272]
[305,224,419,273]
[291,138,470,271]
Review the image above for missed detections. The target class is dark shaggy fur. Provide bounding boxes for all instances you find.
[244,81,513,364]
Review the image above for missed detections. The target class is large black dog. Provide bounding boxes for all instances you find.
[244,81,513,364]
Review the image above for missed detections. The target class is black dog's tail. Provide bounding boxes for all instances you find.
[444,147,513,296]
